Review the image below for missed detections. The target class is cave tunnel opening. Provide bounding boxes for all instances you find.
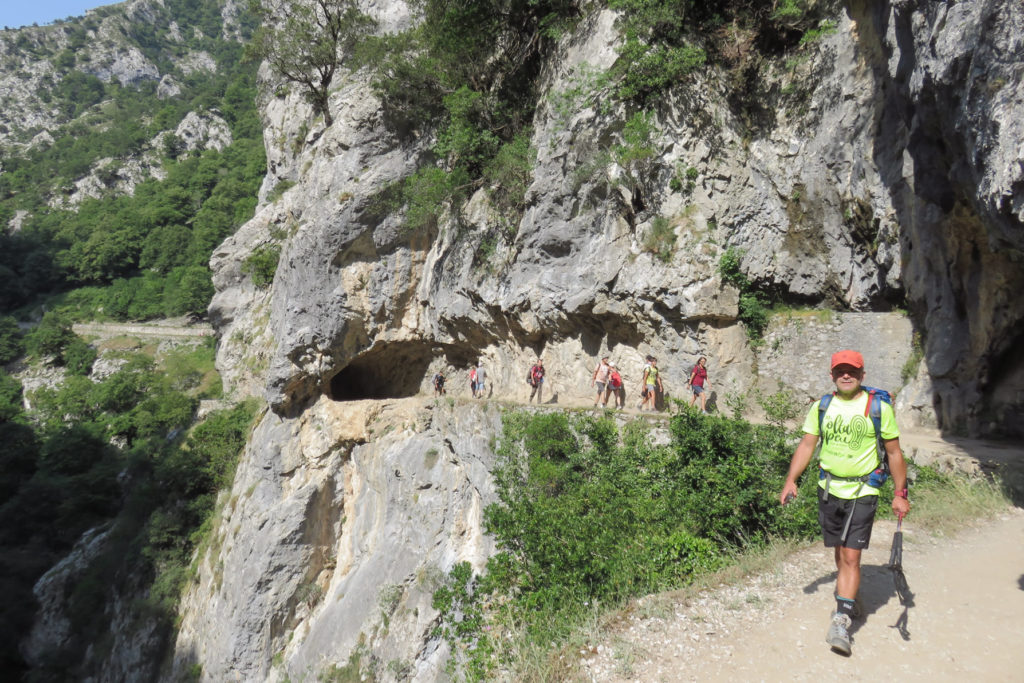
[327,341,478,401]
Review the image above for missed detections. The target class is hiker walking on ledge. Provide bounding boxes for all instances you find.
[778,350,909,657]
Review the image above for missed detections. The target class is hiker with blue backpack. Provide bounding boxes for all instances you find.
[778,350,910,657]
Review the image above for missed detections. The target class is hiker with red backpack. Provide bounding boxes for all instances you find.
[607,362,624,408]
[778,350,909,657]
[527,359,545,403]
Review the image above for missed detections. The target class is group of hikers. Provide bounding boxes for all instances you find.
[592,354,712,412]
[432,347,908,657]
[432,354,713,413]
[432,361,489,397]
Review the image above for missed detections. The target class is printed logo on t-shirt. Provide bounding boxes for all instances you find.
[822,414,871,456]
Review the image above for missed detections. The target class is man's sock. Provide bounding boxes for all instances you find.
[835,595,856,619]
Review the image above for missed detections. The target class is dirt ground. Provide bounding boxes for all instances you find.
[578,505,1024,682]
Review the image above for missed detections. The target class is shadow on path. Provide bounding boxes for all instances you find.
[802,562,915,641]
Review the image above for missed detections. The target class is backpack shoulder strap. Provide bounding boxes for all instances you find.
[817,392,834,437]
[867,390,888,470]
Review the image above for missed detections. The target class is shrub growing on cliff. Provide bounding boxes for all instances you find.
[433,409,819,679]
[242,244,281,289]
[719,248,772,341]
[248,0,377,127]
[24,311,76,364]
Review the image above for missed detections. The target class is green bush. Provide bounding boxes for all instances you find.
[757,387,803,427]
[0,370,25,423]
[484,131,535,218]
[0,316,24,364]
[63,338,97,376]
[643,216,676,262]
[24,312,76,363]
[739,292,770,340]
[400,166,468,235]
[434,409,819,679]
[241,245,281,288]
[718,249,773,340]
[718,246,749,289]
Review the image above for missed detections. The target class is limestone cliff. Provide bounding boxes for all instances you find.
[176,0,1022,680]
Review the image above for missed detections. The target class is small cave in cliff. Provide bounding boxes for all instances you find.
[327,341,476,401]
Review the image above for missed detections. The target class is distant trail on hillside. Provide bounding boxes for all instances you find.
[72,321,213,340]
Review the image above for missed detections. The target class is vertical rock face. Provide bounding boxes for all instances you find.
[183,0,1024,680]
[860,0,1024,435]
[171,398,499,682]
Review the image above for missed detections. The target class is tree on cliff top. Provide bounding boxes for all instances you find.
[248,0,376,127]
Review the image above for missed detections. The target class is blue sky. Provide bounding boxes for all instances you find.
[1,1,114,30]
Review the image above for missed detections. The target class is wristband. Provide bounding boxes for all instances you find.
[894,488,908,499]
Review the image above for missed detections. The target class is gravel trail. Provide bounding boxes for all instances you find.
[580,508,1024,682]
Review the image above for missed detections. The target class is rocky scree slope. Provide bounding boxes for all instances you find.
[177,0,1024,680]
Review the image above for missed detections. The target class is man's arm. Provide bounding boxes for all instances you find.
[884,437,911,519]
[779,432,818,504]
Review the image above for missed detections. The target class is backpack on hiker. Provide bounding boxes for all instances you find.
[817,386,894,488]
[609,370,622,390]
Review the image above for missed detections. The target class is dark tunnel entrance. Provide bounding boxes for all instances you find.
[327,341,477,401]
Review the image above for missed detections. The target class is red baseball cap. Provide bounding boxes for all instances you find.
[830,350,864,370]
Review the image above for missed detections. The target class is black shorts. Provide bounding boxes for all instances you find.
[818,488,879,549]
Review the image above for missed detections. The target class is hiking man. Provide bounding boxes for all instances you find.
[469,365,477,398]
[474,361,487,398]
[778,350,910,656]
[641,357,662,411]
[592,356,611,408]
[432,370,446,396]
[688,356,711,413]
[528,359,545,404]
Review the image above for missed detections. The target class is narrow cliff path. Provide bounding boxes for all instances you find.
[577,506,1024,681]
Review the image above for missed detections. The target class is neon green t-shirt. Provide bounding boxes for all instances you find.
[801,391,900,499]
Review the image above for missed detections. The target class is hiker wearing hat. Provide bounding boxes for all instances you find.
[778,350,910,656]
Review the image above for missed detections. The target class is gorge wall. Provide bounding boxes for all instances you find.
[168,0,1022,680]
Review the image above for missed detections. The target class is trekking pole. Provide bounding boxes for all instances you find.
[888,515,912,606]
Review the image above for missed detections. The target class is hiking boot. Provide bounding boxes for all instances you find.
[826,612,852,655]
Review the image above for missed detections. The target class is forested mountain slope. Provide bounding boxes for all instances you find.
[0,0,264,321]
[0,1,265,680]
